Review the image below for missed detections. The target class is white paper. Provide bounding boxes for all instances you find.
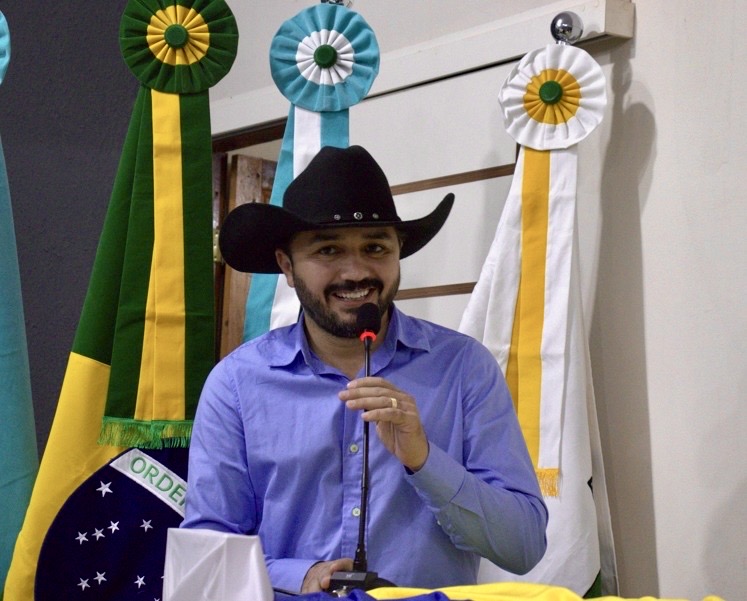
[163,529,273,601]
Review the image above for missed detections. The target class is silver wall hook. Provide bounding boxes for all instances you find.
[321,0,354,7]
[550,11,584,45]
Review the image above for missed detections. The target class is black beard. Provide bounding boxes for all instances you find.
[293,273,400,338]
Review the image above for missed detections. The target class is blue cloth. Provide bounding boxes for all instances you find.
[183,307,547,593]
[273,590,451,601]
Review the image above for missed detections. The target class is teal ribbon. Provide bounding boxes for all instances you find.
[0,11,10,83]
[243,109,350,341]
[243,3,378,342]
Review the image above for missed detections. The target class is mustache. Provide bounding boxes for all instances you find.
[325,278,384,296]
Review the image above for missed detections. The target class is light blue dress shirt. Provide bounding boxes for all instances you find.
[182,307,547,592]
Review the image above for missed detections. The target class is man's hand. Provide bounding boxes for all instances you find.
[340,377,429,472]
[301,558,354,593]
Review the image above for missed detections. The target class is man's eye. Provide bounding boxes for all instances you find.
[317,246,338,256]
[366,244,385,254]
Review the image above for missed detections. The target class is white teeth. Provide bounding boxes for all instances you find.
[336,289,369,300]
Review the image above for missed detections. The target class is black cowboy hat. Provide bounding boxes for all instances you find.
[219,145,454,273]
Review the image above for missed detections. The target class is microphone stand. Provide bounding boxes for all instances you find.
[328,319,393,595]
[354,332,373,573]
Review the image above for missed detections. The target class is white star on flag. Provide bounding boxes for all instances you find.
[8,446,189,598]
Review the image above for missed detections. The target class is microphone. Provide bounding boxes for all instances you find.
[356,302,381,371]
[328,303,394,595]
[356,302,381,338]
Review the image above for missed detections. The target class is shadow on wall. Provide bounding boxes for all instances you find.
[591,40,660,596]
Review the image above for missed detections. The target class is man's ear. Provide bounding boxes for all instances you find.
[275,249,295,288]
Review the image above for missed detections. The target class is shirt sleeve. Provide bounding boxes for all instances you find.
[180,356,318,594]
[181,359,256,534]
[404,342,548,575]
[265,558,318,594]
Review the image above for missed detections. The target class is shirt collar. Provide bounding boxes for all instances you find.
[260,319,306,370]
[263,305,432,375]
[381,305,431,354]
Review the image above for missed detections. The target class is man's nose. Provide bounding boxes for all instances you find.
[337,252,371,279]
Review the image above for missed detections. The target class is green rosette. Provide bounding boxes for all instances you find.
[120,0,238,93]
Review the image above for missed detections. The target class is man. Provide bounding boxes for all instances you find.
[182,145,548,594]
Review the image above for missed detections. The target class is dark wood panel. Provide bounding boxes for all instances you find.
[395,282,475,301]
[391,163,515,196]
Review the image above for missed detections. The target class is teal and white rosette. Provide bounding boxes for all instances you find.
[244,3,380,341]
[270,2,379,113]
[0,11,10,84]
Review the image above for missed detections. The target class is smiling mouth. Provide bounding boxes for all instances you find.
[331,288,374,301]
[326,278,384,305]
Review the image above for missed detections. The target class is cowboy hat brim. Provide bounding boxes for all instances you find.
[219,192,455,274]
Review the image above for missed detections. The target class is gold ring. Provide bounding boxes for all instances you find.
[390,397,398,409]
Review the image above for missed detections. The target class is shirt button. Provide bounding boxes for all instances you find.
[349,443,359,454]
[352,507,361,517]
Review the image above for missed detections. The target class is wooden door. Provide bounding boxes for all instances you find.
[215,153,276,358]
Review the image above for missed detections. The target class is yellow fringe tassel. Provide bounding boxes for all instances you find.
[536,467,560,497]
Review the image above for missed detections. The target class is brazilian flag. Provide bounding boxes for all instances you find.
[4,1,237,598]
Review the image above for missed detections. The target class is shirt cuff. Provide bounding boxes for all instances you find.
[404,443,466,509]
[266,557,318,594]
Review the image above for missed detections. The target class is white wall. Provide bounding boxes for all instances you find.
[210,0,556,106]
[581,3,746,599]
[211,2,746,599]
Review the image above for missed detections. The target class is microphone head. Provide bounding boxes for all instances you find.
[356,303,381,339]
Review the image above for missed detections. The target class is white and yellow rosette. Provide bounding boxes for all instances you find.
[470,44,606,496]
[499,43,606,150]
[461,41,611,591]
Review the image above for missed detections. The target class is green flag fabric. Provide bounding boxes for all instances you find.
[4,2,237,597]
[97,0,237,448]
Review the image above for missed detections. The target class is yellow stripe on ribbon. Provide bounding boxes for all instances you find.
[135,90,186,422]
[506,148,559,496]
